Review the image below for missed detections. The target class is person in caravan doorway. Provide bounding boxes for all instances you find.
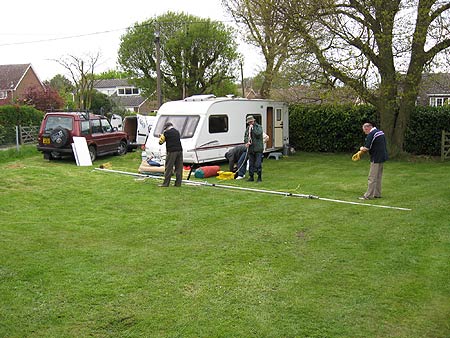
[244,115,264,182]
[158,122,183,187]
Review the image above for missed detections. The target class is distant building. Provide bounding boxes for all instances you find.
[0,63,45,105]
[93,79,157,113]
[417,73,450,106]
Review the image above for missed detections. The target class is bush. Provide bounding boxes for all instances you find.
[0,105,44,126]
[0,105,44,145]
[289,103,450,156]
[289,104,377,152]
[404,106,450,156]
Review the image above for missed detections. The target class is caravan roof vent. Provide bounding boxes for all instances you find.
[184,94,216,102]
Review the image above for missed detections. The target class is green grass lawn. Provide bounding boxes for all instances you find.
[1,147,449,337]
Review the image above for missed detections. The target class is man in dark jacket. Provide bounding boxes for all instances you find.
[357,122,388,199]
[224,144,247,178]
[244,115,264,182]
[158,122,183,187]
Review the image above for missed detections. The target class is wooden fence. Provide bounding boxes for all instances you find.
[20,125,40,145]
[442,130,450,161]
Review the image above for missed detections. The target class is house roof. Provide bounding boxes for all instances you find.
[93,79,132,89]
[0,63,36,90]
[110,93,147,108]
[420,73,450,95]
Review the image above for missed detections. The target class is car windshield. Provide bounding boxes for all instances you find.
[153,115,200,139]
[44,116,73,132]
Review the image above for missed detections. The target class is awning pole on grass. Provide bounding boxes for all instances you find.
[94,168,411,211]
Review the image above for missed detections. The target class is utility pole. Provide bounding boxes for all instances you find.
[155,29,162,109]
[240,61,245,98]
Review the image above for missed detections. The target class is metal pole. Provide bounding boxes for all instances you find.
[94,168,412,211]
[15,126,20,152]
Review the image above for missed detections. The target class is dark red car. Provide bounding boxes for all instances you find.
[37,112,129,162]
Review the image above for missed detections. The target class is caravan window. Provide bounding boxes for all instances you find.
[209,115,228,133]
[246,114,262,125]
[153,115,200,139]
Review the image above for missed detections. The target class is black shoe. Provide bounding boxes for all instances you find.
[257,177,262,182]
[247,176,254,182]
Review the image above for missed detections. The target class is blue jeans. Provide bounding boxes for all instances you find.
[236,152,247,177]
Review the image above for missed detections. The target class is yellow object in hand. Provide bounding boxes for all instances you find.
[158,134,166,145]
[352,150,364,161]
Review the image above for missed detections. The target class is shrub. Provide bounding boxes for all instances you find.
[0,105,44,145]
[0,105,44,126]
[404,106,450,156]
[289,104,377,152]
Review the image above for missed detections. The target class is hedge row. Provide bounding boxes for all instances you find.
[288,104,377,153]
[404,106,450,156]
[0,105,44,126]
[0,105,44,145]
[288,104,450,156]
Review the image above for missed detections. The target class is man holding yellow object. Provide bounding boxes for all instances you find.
[356,122,388,200]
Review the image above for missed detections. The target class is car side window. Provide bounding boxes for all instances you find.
[101,119,113,133]
[80,121,90,135]
[91,119,102,134]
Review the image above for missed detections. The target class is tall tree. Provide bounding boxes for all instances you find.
[46,74,75,110]
[118,11,240,101]
[277,0,450,156]
[222,0,297,98]
[54,53,100,110]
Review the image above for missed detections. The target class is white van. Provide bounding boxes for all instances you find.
[110,114,156,150]
[144,95,289,164]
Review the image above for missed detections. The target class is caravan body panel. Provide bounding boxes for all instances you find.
[145,96,289,164]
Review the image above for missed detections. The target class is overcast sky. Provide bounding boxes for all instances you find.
[0,0,262,81]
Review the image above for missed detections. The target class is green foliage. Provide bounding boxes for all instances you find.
[118,11,240,101]
[94,69,131,80]
[89,90,115,115]
[404,106,450,156]
[0,105,44,126]
[289,104,377,152]
[0,105,44,145]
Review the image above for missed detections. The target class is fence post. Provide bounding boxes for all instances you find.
[15,126,20,152]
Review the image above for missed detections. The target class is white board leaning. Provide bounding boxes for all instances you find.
[72,136,92,166]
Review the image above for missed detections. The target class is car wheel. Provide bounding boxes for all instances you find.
[117,140,128,156]
[50,127,69,148]
[88,145,97,162]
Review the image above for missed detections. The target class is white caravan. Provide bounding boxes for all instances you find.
[144,95,289,164]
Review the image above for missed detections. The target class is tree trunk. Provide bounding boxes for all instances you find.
[260,69,274,99]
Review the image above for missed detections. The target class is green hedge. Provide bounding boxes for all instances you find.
[404,106,450,156]
[289,104,450,156]
[289,104,377,153]
[0,105,44,125]
[0,105,44,145]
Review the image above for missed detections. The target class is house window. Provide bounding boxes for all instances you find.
[117,87,139,96]
[0,91,7,99]
[429,96,449,106]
